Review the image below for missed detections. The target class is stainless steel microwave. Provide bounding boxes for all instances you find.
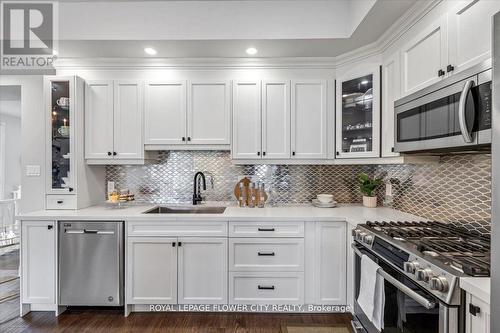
[394,60,492,153]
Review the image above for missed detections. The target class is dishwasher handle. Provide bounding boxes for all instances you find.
[65,229,115,235]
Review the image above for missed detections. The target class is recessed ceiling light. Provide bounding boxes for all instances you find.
[246,47,258,55]
[52,49,58,56]
[361,80,369,85]
[144,47,157,56]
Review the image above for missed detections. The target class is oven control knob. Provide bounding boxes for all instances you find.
[404,261,420,274]
[358,232,367,242]
[362,235,374,245]
[416,268,433,282]
[430,276,449,293]
[352,229,361,238]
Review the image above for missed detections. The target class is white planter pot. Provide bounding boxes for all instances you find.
[363,196,377,208]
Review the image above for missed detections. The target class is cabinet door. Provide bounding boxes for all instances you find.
[187,80,231,145]
[401,15,448,96]
[448,0,500,75]
[314,222,346,305]
[262,80,291,159]
[336,69,381,158]
[232,81,262,159]
[85,80,114,159]
[466,293,490,333]
[177,237,228,304]
[113,80,144,160]
[127,237,177,304]
[144,81,186,145]
[291,80,327,159]
[21,221,55,304]
[382,53,401,157]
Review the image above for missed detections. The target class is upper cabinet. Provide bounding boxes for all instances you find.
[85,80,144,164]
[382,53,401,157]
[291,80,327,159]
[400,15,448,96]
[336,69,380,159]
[448,0,500,75]
[262,80,291,159]
[145,80,230,149]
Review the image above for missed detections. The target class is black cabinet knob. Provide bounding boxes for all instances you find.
[447,64,455,73]
[292,152,296,156]
[47,225,53,230]
[257,152,261,156]
[391,147,395,152]
[172,242,176,247]
[182,137,186,141]
[262,151,266,156]
[336,151,339,156]
[68,187,74,192]
[113,152,117,156]
[187,137,191,142]
[107,152,112,156]
[438,69,445,77]
[178,242,182,247]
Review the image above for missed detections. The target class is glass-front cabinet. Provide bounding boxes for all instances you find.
[45,76,76,194]
[335,68,380,158]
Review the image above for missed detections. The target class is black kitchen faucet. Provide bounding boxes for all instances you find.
[193,171,206,205]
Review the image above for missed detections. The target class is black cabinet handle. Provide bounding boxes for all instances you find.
[178,242,182,247]
[336,151,339,156]
[438,69,445,77]
[447,64,455,73]
[258,285,275,290]
[113,152,117,156]
[172,242,176,247]
[47,225,53,230]
[257,152,261,156]
[57,200,63,204]
[182,137,186,141]
[469,303,481,316]
[262,151,266,156]
[292,151,296,156]
[391,147,395,152]
[258,227,275,232]
[187,137,191,142]
[68,187,74,192]
[107,151,112,156]
[258,252,275,256]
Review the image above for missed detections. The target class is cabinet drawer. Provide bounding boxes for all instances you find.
[229,221,304,237]
[128,221,228,237]
[229,238,304,271]
[46,195,77,210]
[229,272,304,304]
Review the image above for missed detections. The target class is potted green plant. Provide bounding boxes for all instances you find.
[357,173,383,208]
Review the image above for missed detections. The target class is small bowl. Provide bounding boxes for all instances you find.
[317,194,334,203]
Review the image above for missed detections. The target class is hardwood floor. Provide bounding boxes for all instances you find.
[0,309,352,333]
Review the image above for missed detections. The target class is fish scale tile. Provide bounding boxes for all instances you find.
[106,151,491,234]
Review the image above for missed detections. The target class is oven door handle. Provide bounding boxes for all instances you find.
[351,244,436,310]
[458,79,475,143]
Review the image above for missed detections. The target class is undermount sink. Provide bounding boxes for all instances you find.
[143,206,226,214]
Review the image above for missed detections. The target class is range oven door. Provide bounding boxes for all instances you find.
[351,244,460,333]
[394,71,491,153]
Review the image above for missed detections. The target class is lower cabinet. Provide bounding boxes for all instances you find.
[21,221,56,305]
[465,292,490,333]
[127,236,228,305]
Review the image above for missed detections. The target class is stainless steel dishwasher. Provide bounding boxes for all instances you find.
[59,221,124,306]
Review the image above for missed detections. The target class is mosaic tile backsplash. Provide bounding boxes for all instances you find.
[106,151,491,234]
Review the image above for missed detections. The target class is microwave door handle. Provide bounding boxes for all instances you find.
[458,80,475,143]
[351,244,436,310]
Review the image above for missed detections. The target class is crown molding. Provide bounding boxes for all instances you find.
[54,0,444,71]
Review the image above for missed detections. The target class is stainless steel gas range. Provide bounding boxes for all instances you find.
[351,221,490,333]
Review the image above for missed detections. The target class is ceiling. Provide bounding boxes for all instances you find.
[56,0,416,59]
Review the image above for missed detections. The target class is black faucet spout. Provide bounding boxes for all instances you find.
[193,171,206,205]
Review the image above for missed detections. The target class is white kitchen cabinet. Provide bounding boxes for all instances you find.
[177,237,228,304]
[21,221,56,305]
[291,80,327,159]
[85,80,114,160]
[127,237,178,304]
[382,53,401,157]
[85,80,144,163]
[187,80,231,145]
[144,81,186,146]
[448,0,500,75]
[336,69,380,159]
[465,292,490,333]
[314,222,346,305]
[232,81,262,159]
[401,15,448,96]
[262,80,291,159]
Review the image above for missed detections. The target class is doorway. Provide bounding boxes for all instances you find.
[0,85,22,324]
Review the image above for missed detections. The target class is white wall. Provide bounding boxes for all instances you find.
[0,76,45,213]
[0,110,21,199]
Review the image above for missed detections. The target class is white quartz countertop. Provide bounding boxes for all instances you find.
[460,277,490,303]
[18,203,425,225]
